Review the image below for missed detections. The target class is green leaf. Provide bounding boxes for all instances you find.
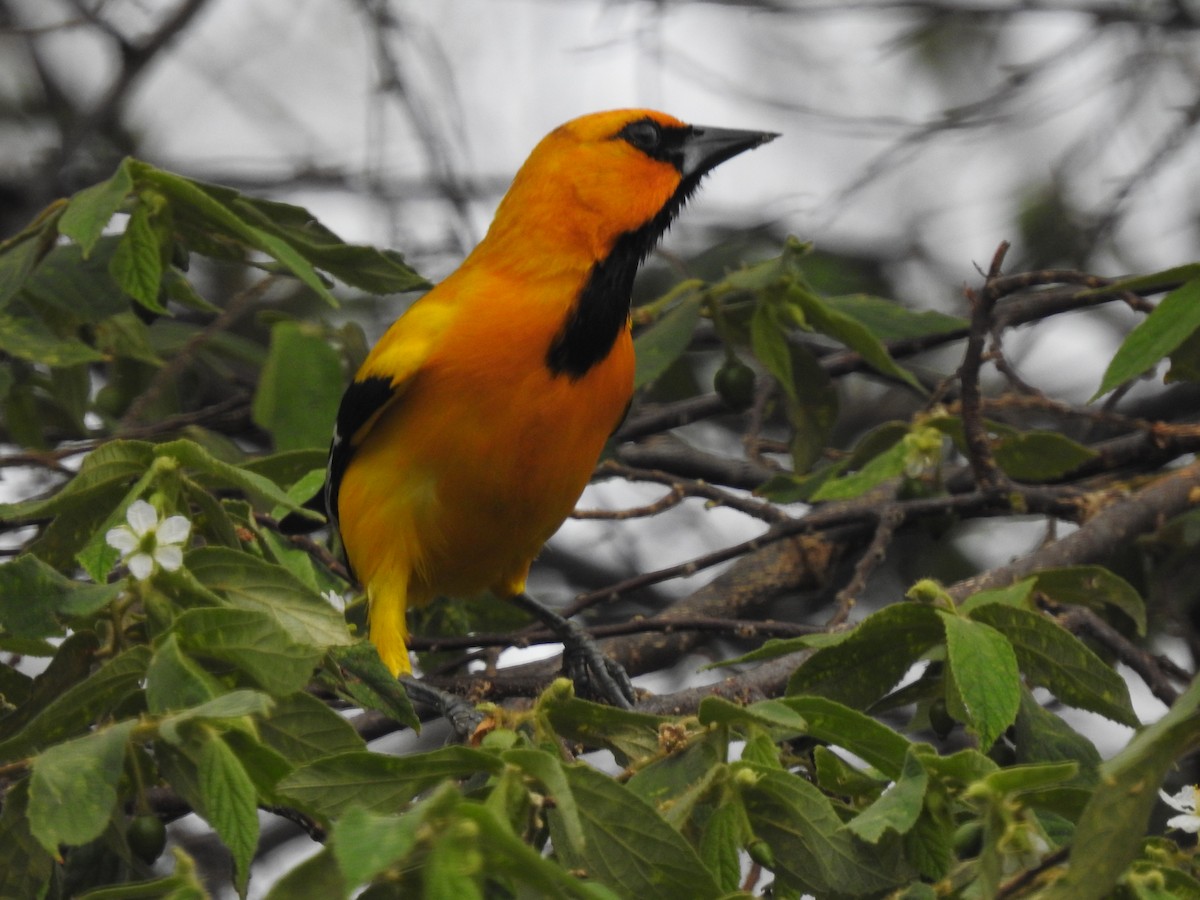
[109,201,166,313]
[1033,565,1147,636]
[811,436,908,501]
[503,748,585,852]
[0,556,80,638]
[75,470,159,584]
[232,194,428,294]
[1166,319,1200,384]
[94,311,163,365]
[23,482,134,573]
[959,577,1036,615]
[196,733,259,896]
[789,284,924,391]
[277,747,503,821]
[157,690,274,746]
[186,547,352,648]
[253,321,343,451]
[0,440,154,522]
[330,805,421,887]
[0,312,105,365]
[131,164,340,306]
[327,641,418,730]
[784,341,840,474]
[77,848,210,899]
[970,603,1138,726]
[547,762,723,900]
[16,237,131,324]
[992,431,1097,481]
[844,746,928,842]
[0,644,149,761]
[977,760,1079,796]
[710,629,844,667]
[823,294,967,341]
[174,607,321,696]
[0,780,55,900]
[1094,278,1200,399]
[537,679,665,765]
[29,720,136,852]
[920,747,999,785]
[633,288,703,389]
[262,847,345,900]
[154,438,310,514]
[241,449,328,489]
[1013,686,1101,778]
[813,745,889,798]
[787,603,945,709]
[938,612,1020,750]
[59,160,134,257]
[258,690,365,765]
[425,815,485,899]
[699,696,807,734]
[699,802,747,894]
[782,696,912,779]
[145,633,222,714]
[1078,264,1200,297]
[625,730,726,827]
[903,810,955,883]
[458,801,620,900]
[737,762,910,895]
[750,300,797,402]
[0,216,60,311]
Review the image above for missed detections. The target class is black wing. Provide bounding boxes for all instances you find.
[278,374,397,536]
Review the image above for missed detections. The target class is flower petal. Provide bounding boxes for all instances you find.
[106,526,139,554]
[157,515,192,546]
[1161,786,1197,814]
[154,545,183,573]
[1166,813,1200,833]
[126,500,158,537]
[127,552,155,580]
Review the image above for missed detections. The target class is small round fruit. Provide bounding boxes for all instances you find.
[127,814,167,864]
[714,357,756,410]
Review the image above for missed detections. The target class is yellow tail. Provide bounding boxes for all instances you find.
[368,579,412,676]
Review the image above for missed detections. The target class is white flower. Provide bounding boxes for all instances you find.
[1160,785,1200,833]
[105,500,191,580]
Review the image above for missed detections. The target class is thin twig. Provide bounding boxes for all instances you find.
[1053,605,1183,707]
[409,614,824,654]
[594,461,789,524]
[958,242,1012,493]
[827,504,905,627]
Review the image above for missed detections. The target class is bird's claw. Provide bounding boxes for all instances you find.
[561,631,636,710]
[400,676,486,740]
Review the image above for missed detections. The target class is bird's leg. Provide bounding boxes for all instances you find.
[399,676,485,740]
[510,592,635,710]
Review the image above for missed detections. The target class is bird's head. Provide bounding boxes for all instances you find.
[488,109,778,262]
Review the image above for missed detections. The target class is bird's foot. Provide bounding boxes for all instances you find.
[400,676,485,740]
[511,593,635,710]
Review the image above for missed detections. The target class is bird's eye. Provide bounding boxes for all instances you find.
[620,119,662,152]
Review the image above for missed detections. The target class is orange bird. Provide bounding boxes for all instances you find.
[299,109,775,701]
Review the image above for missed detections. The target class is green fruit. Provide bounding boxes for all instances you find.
[714,357,756,410]
[127,814,167,864]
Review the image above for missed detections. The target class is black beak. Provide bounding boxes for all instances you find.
[681,125,779,178]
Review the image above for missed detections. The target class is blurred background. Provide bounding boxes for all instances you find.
[5,1,1199,292]
[3,1,1200,893]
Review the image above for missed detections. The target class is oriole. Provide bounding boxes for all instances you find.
[295,109,776,685]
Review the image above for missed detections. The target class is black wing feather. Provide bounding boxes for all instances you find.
[278,374,396,537]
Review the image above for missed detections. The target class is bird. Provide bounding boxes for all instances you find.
[287,108,777,706]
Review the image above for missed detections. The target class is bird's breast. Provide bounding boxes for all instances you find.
[340,280,634,601]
